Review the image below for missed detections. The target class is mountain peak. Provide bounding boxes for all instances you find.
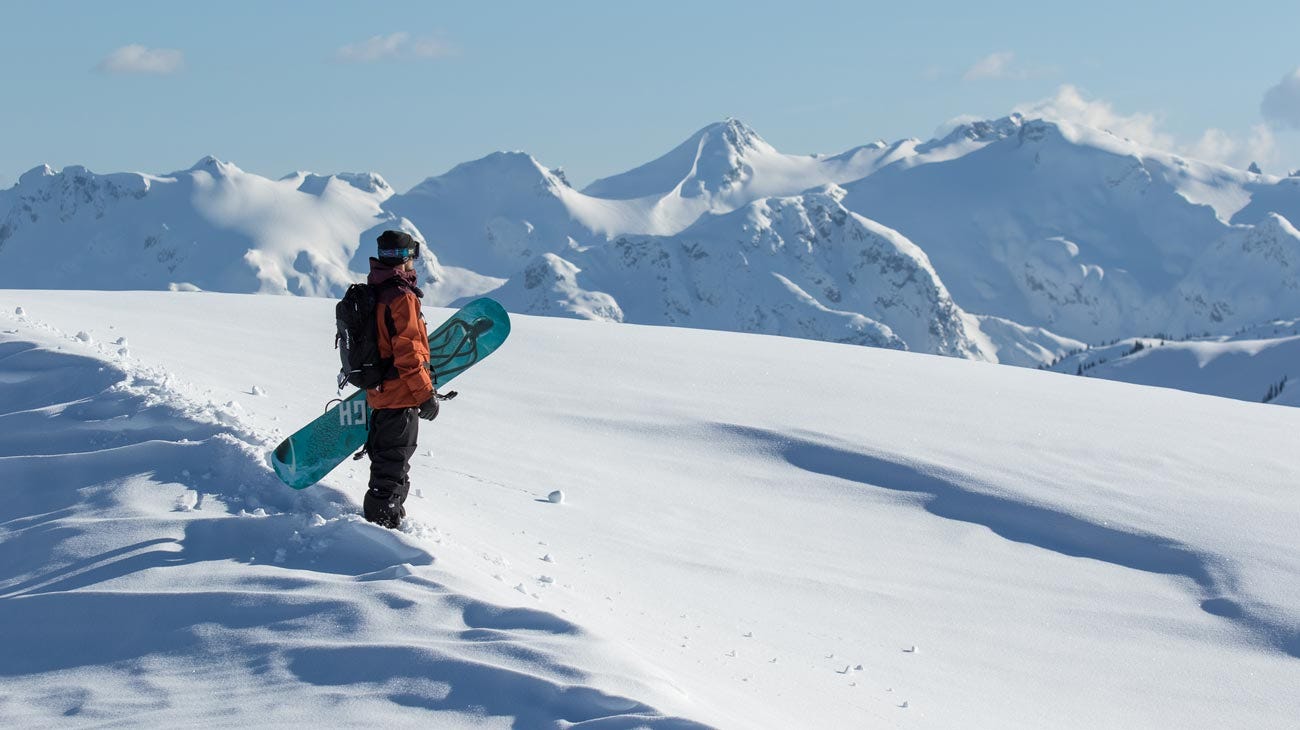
[925,114,1026,151]
[187,155,240,176]
[18,164,57,186]
[691,118,775,163]
[283,171,392,196]
[700,118,767,153]
[583,119,777,201]
[409,151,559,196]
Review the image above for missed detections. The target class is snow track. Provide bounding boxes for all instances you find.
[2,290,1298,729]
[0,336,706,727]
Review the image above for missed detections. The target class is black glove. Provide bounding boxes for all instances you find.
[417,396,439,421]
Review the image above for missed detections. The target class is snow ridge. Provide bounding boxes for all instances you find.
[0,316,709,728]
[484,185,994,357]
[725,424,1299,659]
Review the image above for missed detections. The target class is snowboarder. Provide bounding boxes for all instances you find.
[362,230,440,528]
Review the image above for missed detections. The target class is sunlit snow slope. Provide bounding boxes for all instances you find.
[1,291,1298,729]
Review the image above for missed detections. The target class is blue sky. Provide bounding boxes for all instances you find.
[3,0,1299,191]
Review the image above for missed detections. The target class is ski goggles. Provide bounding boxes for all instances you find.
[377,241,421,260]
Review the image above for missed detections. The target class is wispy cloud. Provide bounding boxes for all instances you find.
[1015,85,1174,148]
[963,52,1017,81]
[335,32,455,63]
[96,45,184,75]
[1187,124,1277,171]
[1016,85,1280,171]
[961,51,1056,82]
[1262,68,1300,130]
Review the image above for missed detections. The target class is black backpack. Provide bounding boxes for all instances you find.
[335,283,395,390]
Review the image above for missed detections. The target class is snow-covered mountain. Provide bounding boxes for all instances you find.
[1044,317,1300,407]
[5,113,1300,389]
[0,158,451,298]
[3,290,1299,728]
[1178,213,1300,329]
[483,185,996,359]
[581,118,888,213]
[380,119,889,280]
[837,115,1300,342]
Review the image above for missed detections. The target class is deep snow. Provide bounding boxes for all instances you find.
[1,290,1298,728]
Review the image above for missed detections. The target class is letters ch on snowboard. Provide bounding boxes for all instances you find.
[339,400,368,427]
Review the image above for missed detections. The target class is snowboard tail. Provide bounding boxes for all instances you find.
[270,297,511,489]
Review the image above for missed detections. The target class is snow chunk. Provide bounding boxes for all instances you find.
[74,331,92,343]
[13,307,25,317]
[547,490,565,504]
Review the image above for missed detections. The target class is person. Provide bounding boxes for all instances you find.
[363,230,440,528]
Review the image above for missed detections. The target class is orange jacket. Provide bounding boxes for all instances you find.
[366,262,433,410]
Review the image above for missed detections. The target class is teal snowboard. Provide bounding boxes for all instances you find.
[271,297,511,489]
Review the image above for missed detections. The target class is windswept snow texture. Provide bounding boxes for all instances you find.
[0,320,707,727]
[2,290,1299,729]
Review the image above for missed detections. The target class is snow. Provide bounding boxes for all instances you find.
[6,114,1300,389]
[482,185,1001,361]
[0,159,406,298]
[2,289,1298,728]
[1047,320,1300,406]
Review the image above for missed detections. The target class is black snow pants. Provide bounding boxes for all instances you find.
[364,406,419,528]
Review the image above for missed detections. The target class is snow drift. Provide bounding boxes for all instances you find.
[1,290,1298,728]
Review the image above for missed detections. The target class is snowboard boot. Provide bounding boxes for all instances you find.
[363,488,404,529]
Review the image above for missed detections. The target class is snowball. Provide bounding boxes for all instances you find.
[75,331,93,343]
[547,490,565,504]
[14,307,24,317]
[541,553,555,563]
[114,336,128,346]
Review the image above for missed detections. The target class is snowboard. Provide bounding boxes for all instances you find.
[270,297,511,489]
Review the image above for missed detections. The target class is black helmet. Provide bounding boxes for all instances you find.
[377,230,421,264]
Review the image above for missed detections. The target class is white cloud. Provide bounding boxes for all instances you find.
[1015,85,1281,172]
[335,32,454,63]
[1187,124,1277,171]
[1261,68,1300,130]
[1014,84,1174,149]
[96,45,184,75]
[964,52,1017,81]
[961,52,1057,83]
